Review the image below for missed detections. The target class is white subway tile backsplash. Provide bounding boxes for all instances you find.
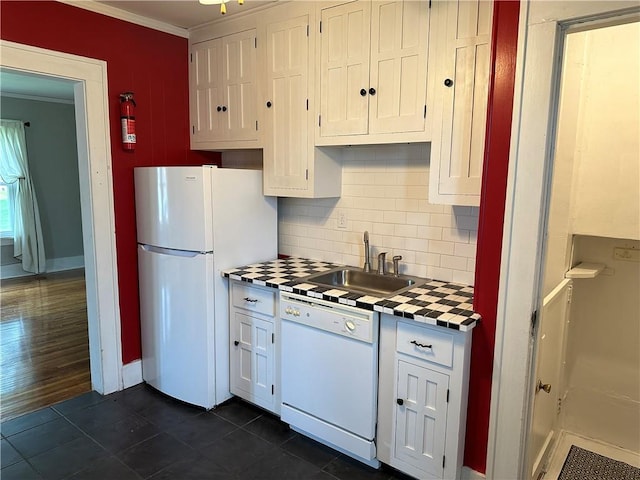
[454,242,477,258]
[417,226,443,240]
[441,255,468,271]
[406,212,430,225]
[383,211,407,224]
[277,146,480,285]
[429,240,456,256]
[442,228,471,243]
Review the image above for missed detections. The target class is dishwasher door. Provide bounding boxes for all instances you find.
[280,293,379,465]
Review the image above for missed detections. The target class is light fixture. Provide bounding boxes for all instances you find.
[198,0,244,15]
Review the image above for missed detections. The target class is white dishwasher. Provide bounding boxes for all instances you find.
[280,292,380,468]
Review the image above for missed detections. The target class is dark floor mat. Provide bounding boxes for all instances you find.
[558,445,640,480]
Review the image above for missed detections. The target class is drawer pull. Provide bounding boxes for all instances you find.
[410,340,432,349]
[244,297,258,303]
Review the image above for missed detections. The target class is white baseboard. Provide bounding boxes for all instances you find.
[461,466,486,479]
[46,255,84,272]
[1,255,85,279]
[122,359,143,389]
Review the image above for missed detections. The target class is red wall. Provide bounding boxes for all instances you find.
[1,1,220,364]
[468,0,520,473]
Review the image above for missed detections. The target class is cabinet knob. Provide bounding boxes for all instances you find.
[537,380,551,394]
[444,78,454,87]
[222,106,228,112]
[234,340,239,346]
[396,398,404,406]
[360,88,367,97]
[216,106,222,112]
[266,101,272,108]
[369,87,376,96]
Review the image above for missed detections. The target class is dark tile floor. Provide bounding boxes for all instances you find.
[1,385,412,480]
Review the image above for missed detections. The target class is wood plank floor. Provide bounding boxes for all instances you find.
[0,269,91,421]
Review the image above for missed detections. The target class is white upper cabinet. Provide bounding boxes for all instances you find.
[262,4,342,198]
[190,29,258,149]
[429,0,493,206]
[263,14,310,192]
[318,0,431,145]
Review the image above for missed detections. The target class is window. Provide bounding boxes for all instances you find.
[0,180,15,240]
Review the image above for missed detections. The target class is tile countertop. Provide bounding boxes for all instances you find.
[222,257,481,332]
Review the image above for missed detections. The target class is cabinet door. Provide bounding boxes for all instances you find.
[369,0,429,134]
[230,311,275,411]
[394,360,449,478]
[319,1,370,137]
[430,0,493,205]
[190,38,223,142]
[264,15,310,191]
[223,29,257,141]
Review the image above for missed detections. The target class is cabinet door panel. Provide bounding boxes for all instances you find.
[434,0,492,202]
[320,1,370,136]
[230,312,274,407]
[394,360,449,478]
[369,0,429,134]
[264,15,309,191]
[223,30,257,141]
[191,39,223,141]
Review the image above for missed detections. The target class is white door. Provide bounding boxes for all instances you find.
[230,312,274,410]
[489,4,640,479]
[368,0,429,134]
[264,15,309,191]
[394,360,449,478]
[319,1,370,137]
[528,279,572,479]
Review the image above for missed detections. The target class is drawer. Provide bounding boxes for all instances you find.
[396,321,454,367]
[231,282,276,317]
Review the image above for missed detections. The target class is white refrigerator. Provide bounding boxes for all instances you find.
[134,165,277,409]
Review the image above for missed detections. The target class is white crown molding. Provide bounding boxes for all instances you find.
[2,92,75,105]
[57,0,190,38]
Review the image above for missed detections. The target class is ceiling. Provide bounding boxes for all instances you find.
[1,0,274,102]
[95,0,276,30]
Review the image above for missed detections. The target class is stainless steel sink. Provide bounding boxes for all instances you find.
[304,267,423,298]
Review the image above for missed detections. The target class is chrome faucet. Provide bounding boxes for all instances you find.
[377,252,387,275]
[392,255,402,277]
[363,231,372,273]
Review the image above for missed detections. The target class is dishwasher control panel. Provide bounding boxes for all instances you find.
[280,293,378,344]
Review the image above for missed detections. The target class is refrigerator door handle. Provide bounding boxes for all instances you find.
[140,244,210,257]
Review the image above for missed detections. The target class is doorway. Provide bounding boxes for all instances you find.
[528,20,640,479]
[0,40,123,403]
[487,2,640,479]
[0,75,91,419]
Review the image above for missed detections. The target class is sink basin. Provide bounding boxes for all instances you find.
[304,267,422,298]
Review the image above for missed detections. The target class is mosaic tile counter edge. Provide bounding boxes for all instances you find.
[222,257,481,332]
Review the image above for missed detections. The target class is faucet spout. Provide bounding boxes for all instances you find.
[377,252,387,275]
[363,231,371,273]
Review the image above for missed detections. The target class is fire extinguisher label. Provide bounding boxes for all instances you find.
[121,118,136,143]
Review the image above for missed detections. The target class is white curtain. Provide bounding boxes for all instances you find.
[0,119,46,273]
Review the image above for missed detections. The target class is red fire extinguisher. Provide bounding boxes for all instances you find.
[119,92,136,151]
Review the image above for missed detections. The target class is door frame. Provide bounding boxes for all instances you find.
[486,1,640,479]
[0,40,123,395]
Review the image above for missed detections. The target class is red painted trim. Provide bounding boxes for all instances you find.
[465,0,520,473]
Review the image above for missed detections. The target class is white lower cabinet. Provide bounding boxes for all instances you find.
[377,315,472,479]
[229,280,279,414]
